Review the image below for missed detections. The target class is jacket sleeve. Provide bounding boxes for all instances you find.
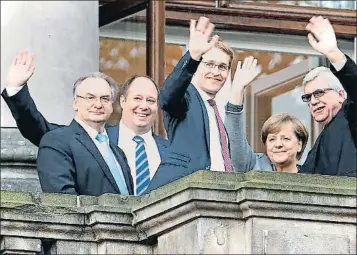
[37,131,77,195]
[159,51,201,117]
[225,103,259,172]
[330,55,357,147]
[1,85,63,147]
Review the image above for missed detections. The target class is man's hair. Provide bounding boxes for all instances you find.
[302,66,346,99]
[211,37,235,67]
[121,75,160,98]
[261,112,309,161]
[72,72,119,101]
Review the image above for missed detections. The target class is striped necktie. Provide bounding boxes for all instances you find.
[133,136,150,195]
[95,133,129,195]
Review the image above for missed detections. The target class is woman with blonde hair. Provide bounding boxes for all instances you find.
[225,56,309,173]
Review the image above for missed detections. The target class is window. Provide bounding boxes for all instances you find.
[235,0,356,10]
[99,10,147,124]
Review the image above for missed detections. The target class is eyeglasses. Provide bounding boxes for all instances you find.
[301,88,334,102]
[202,61,229,72]
[76,95,112,105]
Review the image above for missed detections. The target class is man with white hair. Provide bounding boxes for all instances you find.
[300,16,356,177]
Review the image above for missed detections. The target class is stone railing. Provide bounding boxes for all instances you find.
[1,171,356,254]
[1,128,40,193]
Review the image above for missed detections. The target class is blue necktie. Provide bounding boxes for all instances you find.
[133,136,150,195]
[96,133,129,195]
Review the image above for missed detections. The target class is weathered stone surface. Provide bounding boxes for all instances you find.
[98,241,153,254]
[0,129,38,162]
[157,218,245,254]
[0,171,356,254]
[1,128,41,193]
[132,171,356,240]
[0,236,41,254]
[250,218,356,254]
[52,240,97,254]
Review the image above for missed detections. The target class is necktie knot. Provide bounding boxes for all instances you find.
[207,99,216,107]
[96,133,108,143]
[133,135,144,144]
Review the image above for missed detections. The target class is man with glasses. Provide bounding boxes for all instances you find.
[300,16,356,177]
[2,50,134,195]
[2,50,168,196]
[146,17,236,192]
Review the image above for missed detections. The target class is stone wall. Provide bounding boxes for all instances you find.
[1,128,39,193]
[1,171,356,254]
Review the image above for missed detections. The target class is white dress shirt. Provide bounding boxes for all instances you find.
[196,87,226,172]
[330,55,347,71]
[5,85,22,96]
[118,121,161,193]
[74,117,105,150]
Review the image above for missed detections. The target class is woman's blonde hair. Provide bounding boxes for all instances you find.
[261,113,309,160]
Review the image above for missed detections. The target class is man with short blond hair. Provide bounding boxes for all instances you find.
[147,17,237,192]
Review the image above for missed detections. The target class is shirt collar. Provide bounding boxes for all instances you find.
[196,86,212,102]
[75,117,108,141]
[119,120,153,143]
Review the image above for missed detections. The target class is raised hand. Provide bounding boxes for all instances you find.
[306,16,344,63]
[6,50,36,87]
[188,17,219,61]
[232,56,261,89]
[229,56,261,105]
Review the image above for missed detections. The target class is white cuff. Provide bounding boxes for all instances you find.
[331,55,347,72]
[5,86,24,97]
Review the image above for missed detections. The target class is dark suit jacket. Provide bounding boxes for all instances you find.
[1,85,168,156]
[300,55,356,177]
[146,51,216,192]
[37,120,134,196]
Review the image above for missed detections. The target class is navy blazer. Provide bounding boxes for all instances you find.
[146,51,214,192]
[1,85,168,155]
[37,120,134,196]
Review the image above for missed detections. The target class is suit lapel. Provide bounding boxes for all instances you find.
[71,121,120,193]
[302,131,324,173]
[110,142,134,195]
[105,123,119,145]
[153,134,169,157]
[189,85,210,151]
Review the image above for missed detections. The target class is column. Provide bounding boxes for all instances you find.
[0,1,99,192]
